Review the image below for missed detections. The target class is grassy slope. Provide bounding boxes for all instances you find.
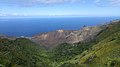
[62,21,120,67]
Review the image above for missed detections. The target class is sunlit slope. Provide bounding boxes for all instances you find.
[60,21,120,67]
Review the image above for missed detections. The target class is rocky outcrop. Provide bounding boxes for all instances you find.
[31,30,72,48]
[32,26,103,49]
[0,34,16,40]
[66,26,102,43]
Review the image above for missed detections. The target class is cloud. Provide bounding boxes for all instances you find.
[95,0,120,6]
[109,0,120,6]
[1,0,120,7]
[1,0,82,6]
[0,12,28,16]
[95,0,101,3]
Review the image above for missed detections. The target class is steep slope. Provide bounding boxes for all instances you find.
[32,30,72,49]
[58,20,120,67]
[32,26,102,49]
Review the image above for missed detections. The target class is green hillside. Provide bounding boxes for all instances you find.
[0,21,120,67]
[0,38,52,67]
[58,21,120,67]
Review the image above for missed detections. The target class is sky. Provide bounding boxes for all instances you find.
[0,0,120,17]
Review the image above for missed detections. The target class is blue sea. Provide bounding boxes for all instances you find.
[0,17,120,37]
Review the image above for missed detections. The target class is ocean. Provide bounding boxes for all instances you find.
[0,17,120,37]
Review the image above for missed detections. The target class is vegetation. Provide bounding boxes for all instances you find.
[58,21,120,67]
[0,38,52,67]
[0,21,120,67]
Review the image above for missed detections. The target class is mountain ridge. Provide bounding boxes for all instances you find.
[31,25,104,49]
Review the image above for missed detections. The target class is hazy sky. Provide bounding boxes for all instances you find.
[0,0,120,17]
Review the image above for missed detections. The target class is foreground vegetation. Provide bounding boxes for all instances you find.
[0,21,120,67]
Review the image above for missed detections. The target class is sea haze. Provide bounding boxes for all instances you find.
[0,17,120,37]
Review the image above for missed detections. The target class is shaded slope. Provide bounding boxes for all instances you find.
[0,38,52,67]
